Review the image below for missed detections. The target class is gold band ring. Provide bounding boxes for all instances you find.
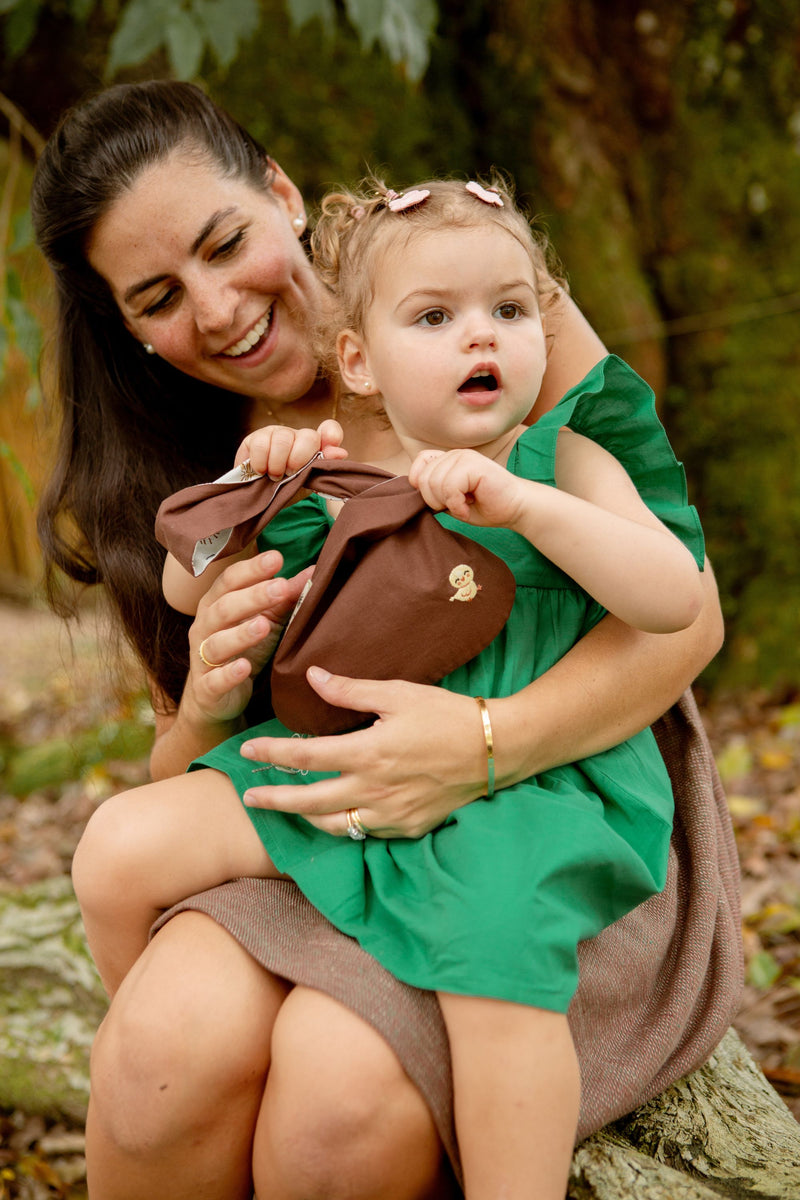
[198,638,223,668]
[345,808,368,840]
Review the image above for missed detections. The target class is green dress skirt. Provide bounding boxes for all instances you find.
[192,355,705,1013]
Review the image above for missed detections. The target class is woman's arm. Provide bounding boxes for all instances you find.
[533,288,607,418]
[239,561,723,837]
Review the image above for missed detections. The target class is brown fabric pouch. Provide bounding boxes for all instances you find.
[155,456,516,734]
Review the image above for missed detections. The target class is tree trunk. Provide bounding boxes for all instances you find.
[571,1028,800,1197]
[2,877,799,1196]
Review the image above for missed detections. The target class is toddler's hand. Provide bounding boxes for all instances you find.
[235,419,348,480]
[408,448,525,528]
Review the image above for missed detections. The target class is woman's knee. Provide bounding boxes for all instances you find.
[255,987,445,1199]
[90,913,285,1156]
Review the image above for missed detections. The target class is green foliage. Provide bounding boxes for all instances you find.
[0,0,93,57]
[2,719,154,797]
[208,0,471,198]
[107,0,261,79]
[650,4,800,690]
[1,0,438,81]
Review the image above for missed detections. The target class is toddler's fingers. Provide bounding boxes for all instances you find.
[408,449,446,489]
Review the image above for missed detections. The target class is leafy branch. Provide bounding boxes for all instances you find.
[0,0,438,81]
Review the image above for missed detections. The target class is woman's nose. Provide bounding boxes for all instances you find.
[191,280,238,334]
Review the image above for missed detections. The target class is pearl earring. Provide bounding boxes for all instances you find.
[143,343,155,355]
[292,215,305,232]
[363,379,373,391]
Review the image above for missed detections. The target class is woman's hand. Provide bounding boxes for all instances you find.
[150,551,312,779]
[235,419,348,479]
[240,669,490,839]
[187,550,312,724]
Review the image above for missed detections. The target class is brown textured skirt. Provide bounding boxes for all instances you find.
[152,690,742,1187]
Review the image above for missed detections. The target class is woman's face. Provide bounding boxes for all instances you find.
[87,151,326,408]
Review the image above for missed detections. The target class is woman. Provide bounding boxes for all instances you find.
[31,80,741,1200]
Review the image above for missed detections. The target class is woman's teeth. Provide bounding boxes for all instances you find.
[223,308,272,358]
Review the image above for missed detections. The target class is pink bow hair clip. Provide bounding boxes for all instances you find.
[388,188,431,212]
[465,181,504,207]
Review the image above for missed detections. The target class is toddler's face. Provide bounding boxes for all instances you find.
[358,225,547,458]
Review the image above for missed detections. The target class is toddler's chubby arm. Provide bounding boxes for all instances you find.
[163,419,348,616]
[408,434,704,635]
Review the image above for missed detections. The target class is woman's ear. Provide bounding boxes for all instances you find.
[268,161,306,231]
[337,329,377,395]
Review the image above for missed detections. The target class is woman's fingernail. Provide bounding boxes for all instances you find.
[241,743,255,759]
[308,665,331,684]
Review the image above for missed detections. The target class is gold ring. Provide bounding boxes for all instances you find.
[345,808,368,840]
[198,638,222,668]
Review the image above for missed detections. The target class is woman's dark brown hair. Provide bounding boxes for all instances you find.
[31,80,277,708]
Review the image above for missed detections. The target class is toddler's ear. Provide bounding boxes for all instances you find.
[337,329,378,396]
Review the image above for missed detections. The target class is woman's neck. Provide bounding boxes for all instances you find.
[247,379,403,468]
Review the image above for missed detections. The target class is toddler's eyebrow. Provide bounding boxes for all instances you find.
[396,278,536,310]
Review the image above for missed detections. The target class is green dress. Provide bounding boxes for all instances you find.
[192,355,705,1013]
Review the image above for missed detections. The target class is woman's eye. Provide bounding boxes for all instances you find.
[212,230,246,260]
[419,309,448,327]
[495,302,522,320]
[143,289,179,317]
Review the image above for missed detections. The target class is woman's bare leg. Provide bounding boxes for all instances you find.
[72,769,282,994]
[438,993,579,1200]
[254,986,459,1200]
[85,912,289,1200]
[86,915,457,1200]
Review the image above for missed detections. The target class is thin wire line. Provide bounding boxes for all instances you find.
[600,291,800,345]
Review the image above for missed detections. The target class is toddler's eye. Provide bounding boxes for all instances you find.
[495,302,523,320]
[419,309,449,327]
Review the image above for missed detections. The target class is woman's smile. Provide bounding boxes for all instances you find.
[218,305,275,360]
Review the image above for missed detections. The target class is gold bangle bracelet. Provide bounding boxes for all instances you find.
[475,696,495,800]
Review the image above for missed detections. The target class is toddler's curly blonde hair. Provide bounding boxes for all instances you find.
[310,172,565,401]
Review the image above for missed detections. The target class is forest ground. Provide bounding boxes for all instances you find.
[0,598,799,1199]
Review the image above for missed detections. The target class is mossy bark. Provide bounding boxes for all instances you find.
[0,875,105,1125]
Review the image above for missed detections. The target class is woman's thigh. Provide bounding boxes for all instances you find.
[254,986,459,1200]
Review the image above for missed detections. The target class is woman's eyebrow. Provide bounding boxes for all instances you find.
[190,207,238,255]
[122,207,240,306]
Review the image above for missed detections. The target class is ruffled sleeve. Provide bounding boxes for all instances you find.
[511,355,705,568]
